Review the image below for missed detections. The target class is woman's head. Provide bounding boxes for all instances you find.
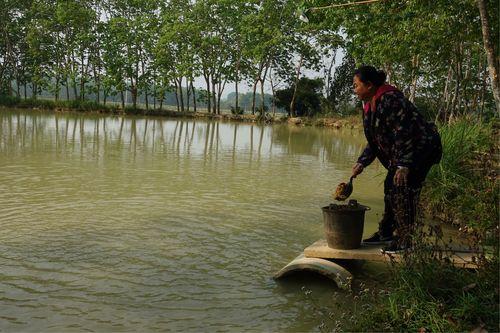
[353,66,387,101]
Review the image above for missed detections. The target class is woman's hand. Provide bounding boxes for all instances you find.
[394,167,409,187]
[352,163,364,178]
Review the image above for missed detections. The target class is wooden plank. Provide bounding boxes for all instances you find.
[304,239,480,268]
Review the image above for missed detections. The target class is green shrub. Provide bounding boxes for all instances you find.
[230,106,244,115]
[0,96,118,113]
[0,95,21,106]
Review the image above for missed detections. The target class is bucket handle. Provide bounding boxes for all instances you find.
[356,204,371,211]
[347,199,371,211]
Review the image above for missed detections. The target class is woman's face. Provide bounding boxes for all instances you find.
[353,75,375,101]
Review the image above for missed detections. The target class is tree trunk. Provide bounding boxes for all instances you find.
[131,77,137,110]
[159,91,164,111]
[456,51,464,115]
[133,57,139,109]
[120,90,125,110]
[480,67,487,118]
[211,77,217,114]
[251,80,258,115]
[259,79,266,115]
[191,82,197,112]
[450,64,461,123]
[131,86,137,109]
[204,75,211,113]
[80,52,85,101]
[66,78,70,101]
[186,79,191,112]
[436,65,453,122]
[161,79,167,111]
[174,81,180,112]
[383,63,393,85]
[55,76,60,102]
[471,56,484,114]
[325,51,336,98]
[71,51,78,100]
[290,55,304,117]
[96,82,100,105]
[409,55,419,103]
[270,70,276,116]
[477,0,500,113]
[259,63,271,115]
[141,60,147,110]
[73,77,78,101]
[93,62,100,105]
[461,52,472,115]
[235,51,240,111]
[217,79,226,115]
[178,77,184,112]
[153,81,156,110]
[260,62,271,115]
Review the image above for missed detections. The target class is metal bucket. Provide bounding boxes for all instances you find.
[321,200,370,249]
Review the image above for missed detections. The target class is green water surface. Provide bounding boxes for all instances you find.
[0,109,388,332]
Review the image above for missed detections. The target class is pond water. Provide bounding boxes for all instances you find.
[0,109,388,332]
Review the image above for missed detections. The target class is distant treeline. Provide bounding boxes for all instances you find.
[1,0,498,119]
[1,0,322,116]
[8,81,276,114]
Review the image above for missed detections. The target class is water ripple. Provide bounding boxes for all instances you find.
[0,109,385,332]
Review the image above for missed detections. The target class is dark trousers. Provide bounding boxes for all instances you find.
[379,162,434,241]
[378,128,442,241]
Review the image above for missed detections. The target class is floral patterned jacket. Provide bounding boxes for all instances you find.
[357,85,442,170]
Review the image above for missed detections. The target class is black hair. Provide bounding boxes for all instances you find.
[354,65,387,87]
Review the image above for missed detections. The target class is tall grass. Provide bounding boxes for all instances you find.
[424,119,498,243]
[344,255,499,332]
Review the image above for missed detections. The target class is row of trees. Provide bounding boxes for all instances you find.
[0,0,334,116]
[1,0,498,119]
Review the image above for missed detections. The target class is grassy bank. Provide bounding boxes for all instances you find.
[0,95,363,129]
[344,255,499,332]
[340,118,499,332]
[424,119,498,244]
[0,94,268,122]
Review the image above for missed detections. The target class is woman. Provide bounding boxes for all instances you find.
[351,65,442,253]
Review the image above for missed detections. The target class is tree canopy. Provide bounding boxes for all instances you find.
[1,0,498,118]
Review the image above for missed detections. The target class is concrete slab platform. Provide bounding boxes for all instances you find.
[304,239,480,269]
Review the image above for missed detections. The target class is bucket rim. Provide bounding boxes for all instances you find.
[321,203,371,212]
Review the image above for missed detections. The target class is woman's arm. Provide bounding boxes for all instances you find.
[357,143,377,167]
